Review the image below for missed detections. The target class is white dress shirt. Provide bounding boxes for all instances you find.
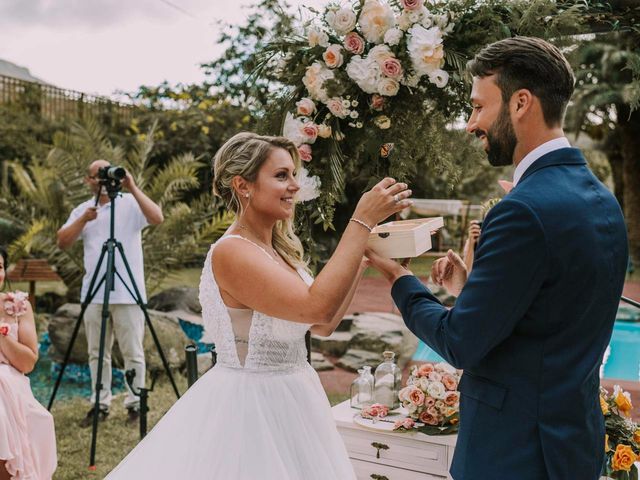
[512,137,571,186]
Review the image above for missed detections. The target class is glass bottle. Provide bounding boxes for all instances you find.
[362,365,374,392]
[373,351,401,409]
[350,368,374,409]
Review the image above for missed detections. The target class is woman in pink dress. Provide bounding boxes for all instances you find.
[0,247,57,480]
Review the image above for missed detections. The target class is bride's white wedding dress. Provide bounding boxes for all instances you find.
[107,235,356,479]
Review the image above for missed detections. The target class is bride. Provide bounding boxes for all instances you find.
[106,132,412,479]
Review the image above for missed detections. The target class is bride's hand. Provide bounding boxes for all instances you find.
[352,177,412,227]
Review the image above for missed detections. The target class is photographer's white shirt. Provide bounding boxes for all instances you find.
[63,193,148,304]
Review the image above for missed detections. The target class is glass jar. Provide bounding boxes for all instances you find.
[350,368,374,409]
[362,365,374,391]
[373,351,401,409]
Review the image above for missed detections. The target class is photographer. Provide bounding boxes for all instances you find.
[57,159,163,428]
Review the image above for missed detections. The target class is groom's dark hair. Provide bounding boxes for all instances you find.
[467,36,575,128]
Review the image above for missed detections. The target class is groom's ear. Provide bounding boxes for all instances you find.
[511,89,533,120]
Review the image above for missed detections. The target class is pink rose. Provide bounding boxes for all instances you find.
[408,387,425,406]
[370,94,385,111]
[323,44,344,69]
[344,32,365,55]
[362,403,389,418]
[442,374,458,391]
[381,57,403,80]
[428,371,442,382]
[444,391,460,406]
[327,97,349,119]
[394,417,416,430]
[424,396,436,408]
[296,98,316,116]
[301,122,319,144]
[298,144,313,162]
[419,410,439,425]
[401,0,424,10]
[4,292,28,318]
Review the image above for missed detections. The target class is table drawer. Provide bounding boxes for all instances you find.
[351,457,447,480]
[340,427,448,474]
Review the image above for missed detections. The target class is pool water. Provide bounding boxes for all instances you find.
[413,306,640,382]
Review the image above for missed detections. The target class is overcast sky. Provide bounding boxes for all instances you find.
[0,0,326,99]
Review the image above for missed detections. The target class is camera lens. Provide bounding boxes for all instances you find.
[107,167,126,180]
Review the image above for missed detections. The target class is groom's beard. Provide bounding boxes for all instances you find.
[477,105,517,167]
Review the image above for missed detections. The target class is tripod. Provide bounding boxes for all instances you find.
[47,181,181,469]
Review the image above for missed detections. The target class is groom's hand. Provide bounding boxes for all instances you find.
[431,250,468,297]
[365,248,413,285]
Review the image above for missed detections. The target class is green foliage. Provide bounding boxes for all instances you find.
[0,120,231,298]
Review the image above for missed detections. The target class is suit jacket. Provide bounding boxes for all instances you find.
[391,148,628,480]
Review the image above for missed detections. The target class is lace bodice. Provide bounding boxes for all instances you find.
[198,235,311,371]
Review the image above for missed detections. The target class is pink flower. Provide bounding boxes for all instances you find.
[301,122,319,144]
[298,144,313,162]
[444,391,460,406]
[326,97,349,119]
[428,371,442,382]
[370,94,385,111]
[442,373,458,391]
[408,387,425,406]
[394,417,416,430]
[323,44,344,69]
[381,57,403,80]
[362,403,390,418]
[424,396,436,408]
[3,291,28,318]
[401,0,424,10]
[344,32,365,55]
[0,323,10,336]
[419,409,439,425]
[296,98,316,116]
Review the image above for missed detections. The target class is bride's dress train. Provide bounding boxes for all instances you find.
[106,235,356,479]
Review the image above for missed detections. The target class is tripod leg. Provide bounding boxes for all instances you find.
[89,243,117,468]
[48,245,108,411]
[115,242,181,399]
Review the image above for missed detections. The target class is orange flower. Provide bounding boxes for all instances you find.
[605,434,611,453]
[615,391,633,417]
[633,429,640,446]
[611,444,638,472]
[600,396,609,415]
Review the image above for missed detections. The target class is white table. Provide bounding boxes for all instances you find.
[332,400,457,480]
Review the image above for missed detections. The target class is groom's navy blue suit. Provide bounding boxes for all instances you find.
[391,148,628,480]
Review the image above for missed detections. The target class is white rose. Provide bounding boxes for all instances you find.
[296,97,316,117]
[317,124,332,138]
[369,44,394,65]
[408,10,421,23]
[384,27,403,46]
[294,167,321,202]
[402,73,420,87]
[407,402,418,414]
[436,362,457,374]
[374,115,391,129]
[331,8,357,35]
[282,113,306,146]
[308,28,330,48]
[407,24,445,76]
[418,377,429,391]
[421,14,434,28]
[377,77,400,96]
[428,68,449,88]
[346,55,381,94]
[302,61,335,102]
[426,381,446,400]
[323,44,344,69]
[358,0,395,44]
[397,12,412,31]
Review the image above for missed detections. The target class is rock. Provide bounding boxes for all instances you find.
[147,287,203,326]
[311,330,354,357]
[348,312,418,370]
[48,303,191,371]
[617,305,640,323]
[337,349,383,372]
[311,351,334,371]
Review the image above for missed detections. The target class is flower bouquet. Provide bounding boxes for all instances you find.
[601,386,639,480]
[257,0,465,228]
[394,362,461,435]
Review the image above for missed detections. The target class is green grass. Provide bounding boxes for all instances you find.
[52,375,188,479]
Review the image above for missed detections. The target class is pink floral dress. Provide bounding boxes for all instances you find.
[0,291,57,479]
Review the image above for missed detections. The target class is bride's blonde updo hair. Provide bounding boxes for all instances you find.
[212,132,308,271]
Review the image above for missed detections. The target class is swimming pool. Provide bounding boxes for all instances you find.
[412,306,640,382]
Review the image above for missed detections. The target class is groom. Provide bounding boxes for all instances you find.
[367,37,628,480]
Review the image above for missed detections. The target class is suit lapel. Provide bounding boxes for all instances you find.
[516,148,586,187]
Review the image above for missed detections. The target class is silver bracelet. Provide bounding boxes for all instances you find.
[349,217,373,232]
